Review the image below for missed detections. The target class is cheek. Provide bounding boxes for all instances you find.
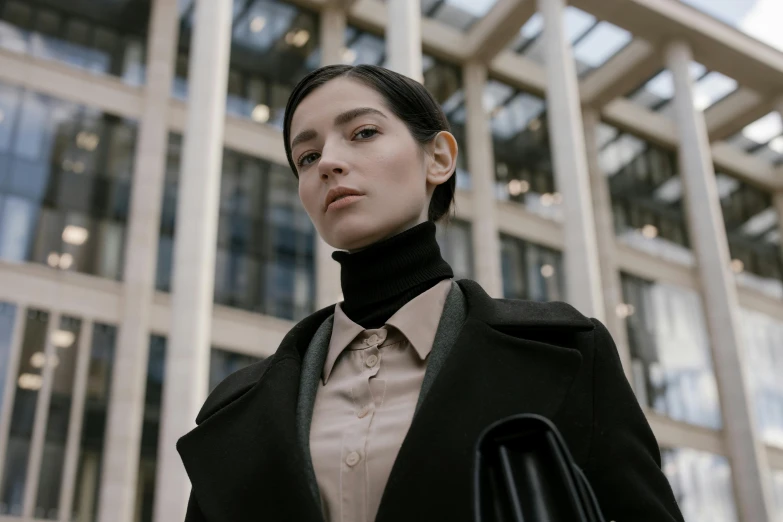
[298,178,320,217]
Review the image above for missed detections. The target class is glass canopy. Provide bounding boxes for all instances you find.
[509,7,632,77]
[416,0,501,31]
[726,112,783,166]
[628,62,738,115]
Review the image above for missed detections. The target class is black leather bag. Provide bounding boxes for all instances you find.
[473,414,606,522]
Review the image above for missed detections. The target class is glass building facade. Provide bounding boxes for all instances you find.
[0,0,781,521]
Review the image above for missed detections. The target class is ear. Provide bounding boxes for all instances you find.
[425,131,458,188]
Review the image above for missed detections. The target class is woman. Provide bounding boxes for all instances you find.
[177,64,684,522]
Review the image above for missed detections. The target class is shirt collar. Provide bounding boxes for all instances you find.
[322,279,453,384]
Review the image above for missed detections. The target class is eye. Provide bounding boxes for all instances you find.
[297,152,320,167]
[353,126,379,140]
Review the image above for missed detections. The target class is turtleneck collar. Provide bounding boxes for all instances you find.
[331,221,454,329]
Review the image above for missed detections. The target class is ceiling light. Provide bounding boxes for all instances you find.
[61,159,72,171]
[528,118,541,131]
[62,225,89,245]
[641,224,658,239]
[18,373,43,391]
[730,259,744,274]
[286,29,310,48]
[72,161,85,174]
[47,252,60,267]
[342,48,357,64]
[615,303,636,318]
[251,104,270,123]
[552,192,562,205]
[250,16,266,33]
[540,264,555,278]
[769,135,783,154]
[76,131,99,151]
[30,352,46,369]
[540,193,554,207]
[59,253,74,270]
[52,329,76,348]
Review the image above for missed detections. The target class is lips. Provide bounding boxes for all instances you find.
[324,186,364,210]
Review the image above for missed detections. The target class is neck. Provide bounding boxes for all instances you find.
[332,221,454,329]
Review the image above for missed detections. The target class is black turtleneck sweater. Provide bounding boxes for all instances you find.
[332,221,454,329]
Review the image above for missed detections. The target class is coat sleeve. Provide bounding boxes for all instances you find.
[584,319,685,522]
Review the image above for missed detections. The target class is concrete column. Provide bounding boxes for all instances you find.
[316,4,347,308]
[463,61,503,298]
[581,109,633,383]
[775,192,783,265]
[97,1,179,521]
[666,40,774,522]
[386,0,422,82]
[152,1,232,522]
[537,0,604,319]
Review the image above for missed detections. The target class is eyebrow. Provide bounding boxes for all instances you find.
[290,107,387,150]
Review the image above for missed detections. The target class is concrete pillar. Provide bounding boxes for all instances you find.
[386,0,422,82]
[97,1,179,521]
[666,40,774,522]
[537,0,604,319]
[463,61,503,298]
[317,4,347,308]
[152,1,232,522]
[775,192,783,266]
[581,109,633,383]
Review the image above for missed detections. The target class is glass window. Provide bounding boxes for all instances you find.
[487,80,562,222]
[34,316,82,520]
[0,82,137,280]
[0,302,18,411]
[344,26,386,67]
[209,348,262,393]
[500,235,564,301]
[436,219,473,280]
[0,308,49,516]
[509,8,631,77]
[134,335,166,522]
[717,173,783,299]
[70,323,116,522]
[158,135,316,322]
[0,0,148,85]
[597,122,693,266]
[621,274,721,429]
[175,0,320,128]
[740,308,783,447]
[661,447,737,522]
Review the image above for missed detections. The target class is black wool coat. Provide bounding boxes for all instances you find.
[177,279,685,522]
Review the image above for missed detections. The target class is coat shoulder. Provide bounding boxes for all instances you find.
[456,279,595,331]
[195,357,273,425]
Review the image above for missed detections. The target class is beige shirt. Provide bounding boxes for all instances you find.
[309,279,453,522]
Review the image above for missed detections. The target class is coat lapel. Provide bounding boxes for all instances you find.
[176,306,334,522]
[375,279,595,522]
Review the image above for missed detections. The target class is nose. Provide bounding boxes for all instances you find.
[318,140,349,181]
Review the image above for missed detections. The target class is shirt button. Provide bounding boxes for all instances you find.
[365,354,379,368]
[346,451,361,467]
[368,334,379,345]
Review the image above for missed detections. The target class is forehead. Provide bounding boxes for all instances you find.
[290,77,388,131]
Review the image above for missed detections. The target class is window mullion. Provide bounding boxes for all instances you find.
[0,302,27,484]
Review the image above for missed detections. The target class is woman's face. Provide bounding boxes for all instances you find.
[289,77,455,252]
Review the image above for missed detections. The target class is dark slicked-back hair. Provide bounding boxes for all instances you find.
[283,64,456,222]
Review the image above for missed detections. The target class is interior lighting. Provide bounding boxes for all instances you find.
[641,224,658,239]
[62,225,89,245]
[18,373,43,391]
[251,104,270,123]
[540,264,555,278]
[250,16,266,33]
[730,259,744,274]
[52,329,75,348]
